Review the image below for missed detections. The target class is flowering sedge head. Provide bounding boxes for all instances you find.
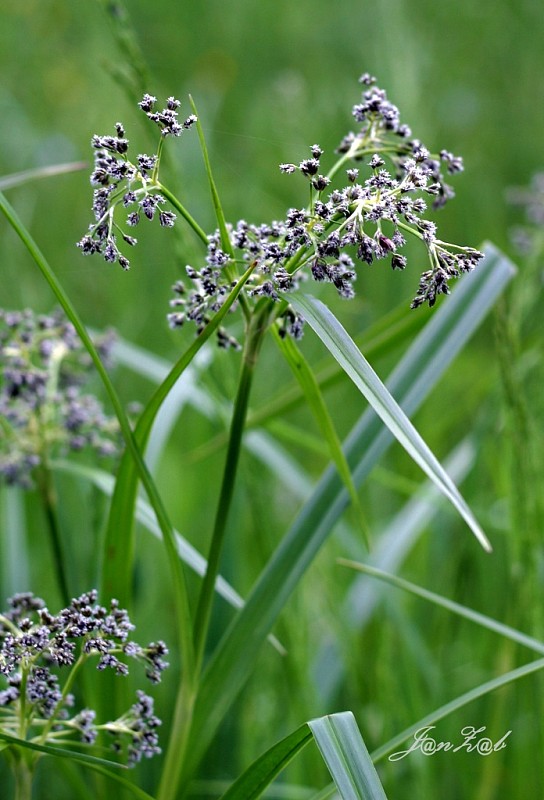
[77,77,484,347]
[167,74,483,343]
[77,95,196,270]
[0,590,168,766]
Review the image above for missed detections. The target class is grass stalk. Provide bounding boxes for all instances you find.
[155,678,197,800]
[192,301,272,671]
[13,755,33,800]
[156,182,208,246]
[158,300,273,800]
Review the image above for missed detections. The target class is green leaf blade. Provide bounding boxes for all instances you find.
[308,713,388,800]
[371,657,544,764]
[273,326,370,548]
[0,161,87,191]
[338,561,544,656]
[53,460,285,655]
[289,292,491,552]
[0,731,126,771]
[219,724,312,800]
[0,188,196,680]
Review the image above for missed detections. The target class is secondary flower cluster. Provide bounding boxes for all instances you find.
[167,74,483,344]
[0,590,168,766]
[77,94,196,270]
[0,308,120,488]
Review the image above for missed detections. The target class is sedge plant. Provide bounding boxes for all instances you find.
[0,69,532,800]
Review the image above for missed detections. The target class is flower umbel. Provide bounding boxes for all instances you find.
[0,590,168,766]
[77,94,196,270]
[166,74,483,343]
[77,77,483,345]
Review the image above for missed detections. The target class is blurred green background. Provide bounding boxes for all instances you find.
[1,1,543,798]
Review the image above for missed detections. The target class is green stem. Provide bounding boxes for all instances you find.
[101,263,255,607]
[13,755,34,800]
[192,301,271,671]
[155,675,197,800]
[157,301,272,800]
[35,463,71,606]
[18,669,29,740]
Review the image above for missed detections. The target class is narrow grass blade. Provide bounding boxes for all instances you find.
[289,292,490,552]
[189,96,233,258]
[315,441,475,705]
[110,334,217,456]
[184,243,515,778]
[219,724,312,800]
[218,713,386,800]
[308,713,388,800]
[338,561,544,655]
[245,430,313,500]
[273,326,370,547]
[156,181,209,244]
[0,731,125,770]
[199,301,426,458]
[305,789,339,800]
[342,440,476,616]
[370,657,544,763]
[264,418,327,456]
[110,337,216,469]
[72,764,158,800]
[307,658,544,800]
[0,731,157,799]
[0,162,87,191]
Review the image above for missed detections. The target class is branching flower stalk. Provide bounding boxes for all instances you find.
[75,74,485,799]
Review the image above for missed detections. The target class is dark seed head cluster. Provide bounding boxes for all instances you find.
[0,590,167,765]
[77,77,483,347]
[0,308,120,488]
[168,75,483,343]
[77,95,196,270]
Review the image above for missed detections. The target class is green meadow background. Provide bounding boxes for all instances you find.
[0,1,543,797]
